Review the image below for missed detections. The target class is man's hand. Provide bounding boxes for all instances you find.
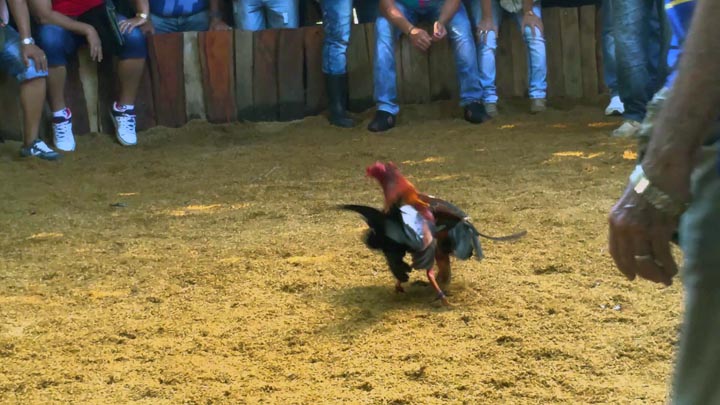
[476,17,496,43]
[521,11,543,37]
[409,26,432,51]
[21,43,47,71]
[608,181,684,287]
[118,16,148,34]
[433,21,446,41]
[84,25,103,62]
[140,19,155,35]
[210,17,231,31]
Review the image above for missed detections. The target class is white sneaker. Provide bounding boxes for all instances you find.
[52,110,76,152]
[111,105,137,146]
[612,120,642,138]
[605,96,625,116]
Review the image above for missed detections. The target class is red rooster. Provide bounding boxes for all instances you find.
[342,161,526,306]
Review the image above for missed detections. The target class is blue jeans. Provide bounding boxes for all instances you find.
[151,10,210,33]
[374,2,482,115]
[0,25,47,82]
[611,0,665,122]
[321,0,378,75]
[234,0,298,30]
[36,17,147,66]
[465,0,547,103]
[601,0,618,97]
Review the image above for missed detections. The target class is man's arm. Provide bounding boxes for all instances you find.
[521,0,542,35]
[7,0,47,69]
[642,0,720,201]
[437,0,459,26]
[379,0,413,34]
[28,0,93,35]
[118,0,151,34]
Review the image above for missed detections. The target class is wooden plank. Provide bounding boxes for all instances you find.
[595,4,606,94]
[277,29,305,121]
[395,36,404,104]
[509,21,528,97]
[543,7,564,98]
[184,32,206,121]
[65,53,91,135]
[400,36,430,104]
[235,29,254,120]
[253,29,279,121]
[303,25,326,116]
[77,48,99,133]
[495,15,513,99]
[199,30,237,123]
[579,5,599,99]
[135,64,157,131]
[148,33,186,128]
[347,23,373,112]
[560,8,582,98]
[428,38,458,101]
[0,72,22,141]
[96,57,116,135]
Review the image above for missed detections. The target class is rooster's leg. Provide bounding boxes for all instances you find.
[436,252,451,285]
[426,268,451,306]
[395,279,405,293]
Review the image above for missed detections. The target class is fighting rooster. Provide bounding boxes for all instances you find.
[341,162,525,305]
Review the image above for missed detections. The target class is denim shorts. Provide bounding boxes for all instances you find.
[0,25,48,82]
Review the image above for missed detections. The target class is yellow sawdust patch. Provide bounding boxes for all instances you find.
[0,295,44,305]
[588,122,617,128]
[27,232,64,240]
[551,124,569,129]
[117,192,139,196]
[401,157,444,165]
[499,124,515,129]
[623,150,638,160]
[87,290,128,299]
[285,255,334,265]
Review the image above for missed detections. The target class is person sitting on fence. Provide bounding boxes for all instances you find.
[29,0,150,150]
[465,0,547,116]
[600,0,623,116]
[150,0,230,34]
[368,0,488,132]
[0,0,59,160]
[234,0,298,31]
[321,0,378,128]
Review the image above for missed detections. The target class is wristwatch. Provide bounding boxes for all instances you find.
[136,12,148,20]
[21,37,35,46]
[629,164,689,217]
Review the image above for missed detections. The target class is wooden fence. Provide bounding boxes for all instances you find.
[0,5,604,141]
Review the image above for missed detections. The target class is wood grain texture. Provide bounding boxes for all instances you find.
[428,37,458,101]
[277,29,305,121]
[148,33,186,127]
[235,30,254,120]
[199,30,237,123]
[579,5,599,99]
[65,53,91,135]
[253,29,279,121]
[347,23,373,112]
[543,7,564,98]
[400,35,430,104]
[77,48,99,133]
[560,8,582,98]
[303,26,326,116]
[184,32,206,121]
[96,57,116,135]
[496,15,514,99]
[509,21,528,97]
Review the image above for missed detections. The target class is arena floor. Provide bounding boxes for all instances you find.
[0,101,682,404]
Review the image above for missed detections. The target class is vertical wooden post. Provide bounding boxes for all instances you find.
[235,30,254,120]
[277,29,306,121]
[579,5,599,99]
[148,33,187,128]
[253,29,279,121]
[199,30,237,123]
[184,31,206,121]
[560,8,583,98]
[303,26,327,116]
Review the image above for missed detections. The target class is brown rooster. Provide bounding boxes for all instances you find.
[341,162,526,306]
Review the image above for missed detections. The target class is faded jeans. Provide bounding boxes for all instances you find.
[465,0,547,103]
[321,0,378,75]
[234,0,299,30]
[151,10,211,33]
[611,0,666,122]
[374,2,482,115]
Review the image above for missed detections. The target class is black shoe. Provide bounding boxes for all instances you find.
[325,74,355,128]
[368,111,396,132]
[464,102,490,124]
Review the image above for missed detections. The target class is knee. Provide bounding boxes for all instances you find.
[522,26,545,44]
[37,25,70,65]
[120,28,148,59]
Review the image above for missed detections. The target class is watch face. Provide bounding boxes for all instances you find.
[634,178,650,194]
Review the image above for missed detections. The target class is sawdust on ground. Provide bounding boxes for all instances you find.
[0,100,682,404]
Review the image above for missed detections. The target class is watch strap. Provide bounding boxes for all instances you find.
[629,164,689,217]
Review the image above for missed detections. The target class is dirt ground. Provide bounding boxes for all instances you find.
[0,101,683,404]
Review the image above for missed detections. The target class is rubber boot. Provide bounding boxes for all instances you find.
[325,74,355,128]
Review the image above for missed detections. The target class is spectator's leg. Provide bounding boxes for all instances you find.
[181,10,211,32]
[322,0,355,127]
[112,23,148,146]
[513,3,546,112]
[645,1,666,98]
[265,0,299,29]
[235,0,266,30]
[601,0,624,115]
[354,0,378,24]
[150,14,179,34]
[611,0,651,134]
[36,23,79,151]
[467,0,502,105]
[444,3,483,107]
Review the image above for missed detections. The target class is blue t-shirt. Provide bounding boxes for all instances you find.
[150,0,208,17]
